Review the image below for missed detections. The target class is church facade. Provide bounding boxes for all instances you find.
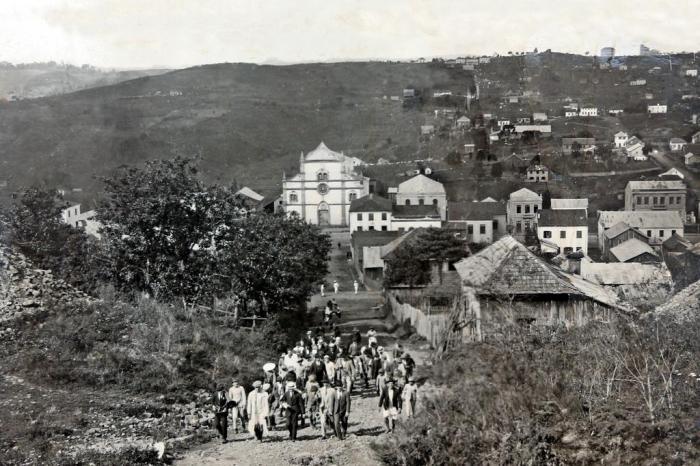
[282,142,370,226]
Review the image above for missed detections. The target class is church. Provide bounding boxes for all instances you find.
[282,142,370,226]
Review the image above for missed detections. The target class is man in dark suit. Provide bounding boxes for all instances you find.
[335,384,351,438]
[282,382,304,441]
[378,378,401,433]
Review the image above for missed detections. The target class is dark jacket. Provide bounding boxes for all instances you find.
[334,390,351,415]
[282,389,304,416]
[378,388,402,410]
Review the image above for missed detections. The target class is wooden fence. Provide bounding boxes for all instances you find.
[387,292,450,349]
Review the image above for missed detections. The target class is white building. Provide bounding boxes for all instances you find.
[630,79,647,86]
[349,194,392,232]
[537,209,588,255]
[526,165,548,182]
[551,198,589,217]
[60,203,101,238]
[564,110,578,117]
[669,138,687,152]
[597,210,684,249]
[395,174,447,220]
[282,142,370,226]
[648,103,668,114]
[625,136,647,160]
[390,205,442,232]
[532,112,548,122]
[507,187,542,235]
[579,107,598,117]
[614,131,629,148]
[686,69,698,77]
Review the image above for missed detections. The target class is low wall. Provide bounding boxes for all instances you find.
[387,292,449,349]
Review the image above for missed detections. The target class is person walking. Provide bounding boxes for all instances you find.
[378,378,401,433]
[319,378,337,440]
[402,376,418,419]
[282,382,304,441]
[376,369,387,398]
[227,378,247,434]
[247,381,269,442]
[336,384,351,438]
[212,385,232,443]
[333,280,339,294]
[353,280,359,294]
[320,283,325,297]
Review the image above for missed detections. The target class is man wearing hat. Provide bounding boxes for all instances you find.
[378,378,401,433]
[246,381,269,441]
[334,383,351,439]
[228,378,247,434]
[318,378,337,439]
[212,385,231,443]
[376,369,387,398]
[282,381,304,441]
[402,376,418,419]
[323,354,336,382]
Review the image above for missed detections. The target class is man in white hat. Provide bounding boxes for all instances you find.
[228,378,247,434]
[401,376,418,419]
[333,279,339,294]
[247,381,269,441]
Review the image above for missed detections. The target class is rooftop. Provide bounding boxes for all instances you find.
[303,142,344,162]
[391,204,441,219]
[581,261,670,286]
[610,238,658,262]
[235,186,265,202]
[447,201,506,221]
[397,174,445,195]
[598,211,684,230]
[626,180,686,191]
[551,198,589,210]
[509,187,541,200]
[349,194,392,213]
[603,221,637,239]
[538,209,588,227]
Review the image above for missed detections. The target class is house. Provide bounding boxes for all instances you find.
[648,103,668,114]
[658,168,684,180]
[532,112,548,122]
[608,109,624,116]
[562,137,596,155]
[350,230,400,283]
[624,179,686,216]
[686,69,698,77]
[609,238,660,263]
[234,186,266,212]
[390,205,442,232]
[456,116,471,128]
[513,125,551,134]
[434,108,457,119]
[692,131,700,144]
[507,188,542,235]
[515,115,532,125]
[614,131,629,148]
[580,260,671,289]
[60,203,101,238]
[624,136,646,160]
[446,201,507,244]
[685,152,700,168]
[421,125,435,136]
[282,142,370,226]
[551,198,589,216]
[497,118,511,129]
[537,209,588,255]
[597,210,684,250]
[630,79,647,86]
[579,106,598,117]
[453,236,622,342]
[564,109,578,117]
[349,194,392,232]
[395,174,447,220]
[600,221,650,260]
[526,165,548,182]
[260,193,284,214]
[403,88,416,98]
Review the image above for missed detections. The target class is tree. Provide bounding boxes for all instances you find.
[491,162,503,178]
[445,150,463,166]
[542,189,552,209]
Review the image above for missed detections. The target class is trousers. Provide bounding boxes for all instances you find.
[287,413,299,440]
[214,413,228,440]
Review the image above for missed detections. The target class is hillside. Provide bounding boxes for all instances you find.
[0,62,471,199]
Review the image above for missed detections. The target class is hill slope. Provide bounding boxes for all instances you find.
[0,62,471,198]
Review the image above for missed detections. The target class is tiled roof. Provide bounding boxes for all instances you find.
[684,143,700,155]
[626,180,686,190]
[598,211,684,230]
[670,138,687,144]
[551,198,589,210]
[603,221,635,239]
[610,238,658,262]
[303,142,344,162]
[661,233,692,252]
[391,204,441,218]
[350,231,401,262]
[397,174,445,195]
[235,186,265,202]
[538,209,588,227]
[581,261,670,285]
[447,201,506,221]
[349,194,392,213]
[509,187,541,200]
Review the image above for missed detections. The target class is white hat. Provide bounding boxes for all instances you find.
[286,381,296,388]
[252,380,262,388]
[263,362,276,372]
[262,383,271,391]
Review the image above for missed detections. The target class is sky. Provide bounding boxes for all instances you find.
[2,0,700,69]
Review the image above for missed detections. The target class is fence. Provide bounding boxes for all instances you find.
[387,292,450,348]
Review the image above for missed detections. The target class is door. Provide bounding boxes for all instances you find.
[318,202,330,226]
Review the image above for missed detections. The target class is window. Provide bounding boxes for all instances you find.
[433,199,438,205]
[669,196,674,205]
[647,230,652,237]
[381,226,388,231]
[671,230,676,235]
[659,230,664,237]
[676,196,682,204]
[516,205,522,214]
[317,183,329,195]
[381,212,387,220]
[398,227,405,232]
[658,196,665,205]
[516,221,522,232]
[653,196,658,205]
[560,230,566,239]
[467,225,474,234]
[644,196,649,205]
[289,193,298,203]
[576,231,582,239]
[564,247,573,254]
[74,208,78,215]
[369,226,375,231]
[67,210,71,218]
[317,171,328,181]
[543,230,552,238]
[349,192,357,202]
[635,196,641,205]
[419,198,425,205]
[405,199,411,205]
[534,205,538,213]
[368,213,374,221]
[357,226,363,231]
[479,224,486,234]
[357,213,363,221]
[525,205,530,214]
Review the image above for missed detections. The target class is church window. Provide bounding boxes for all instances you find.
[349,192,357,202]
[317,183,329,195]
[317,170,329,181]
[419,198,424,205]
[289,192,298,203]
[405,199,411,205]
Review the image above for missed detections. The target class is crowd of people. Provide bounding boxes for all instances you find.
[211,325,418,443]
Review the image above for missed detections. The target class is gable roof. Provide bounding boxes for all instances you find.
[683,143,700,155]
[391,204,441,219]
[626,180,686,191]
[670,138,687,144]
[303,142,344,162]
[349,194,392,213]
[397,174,446,195]
[658,168,684,179]
[448,201,506,221]
[538,209,588,227]
[550,198,589,210]
[351,231,401,261]
[454,236,620,307]
[235,186,265,202]
[662,233,692,252]
[598,211,684,230]
[603,221,636,239]
[610,238,658,262]
[380,228,426,260]
[581,261,670,286]
[509,187,541,200]
[614,131,628,137]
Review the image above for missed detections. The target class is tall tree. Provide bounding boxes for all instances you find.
[491,162,503,178]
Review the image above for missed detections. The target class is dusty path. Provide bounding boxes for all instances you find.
[176,230,426,466]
